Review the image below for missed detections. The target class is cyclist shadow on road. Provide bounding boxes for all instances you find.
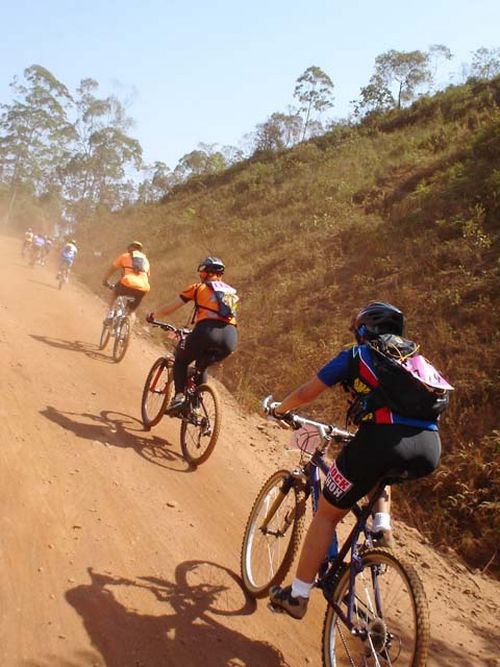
[63,562,286,667]
[41,405,194,473]
[26,277,61,290]
[30,334,115,363]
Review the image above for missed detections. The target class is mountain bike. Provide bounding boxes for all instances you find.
[99,284,134,362]
[56,263,71,289]
[29,244,44,267]
[141,319,221,465]
[240,396,429,667]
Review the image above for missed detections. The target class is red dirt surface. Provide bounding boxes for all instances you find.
[1,235,498,666]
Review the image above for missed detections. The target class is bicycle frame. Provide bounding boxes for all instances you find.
[266,404,399,639]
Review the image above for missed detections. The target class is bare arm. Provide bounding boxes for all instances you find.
[276,376,329,414]
[103,264,117,283]
[153,296,185,318]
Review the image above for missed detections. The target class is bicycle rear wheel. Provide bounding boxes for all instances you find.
[99,322,111,350]
[240,469,307,598]
[141,357,173,428]
[180,383,221,465]
[321,548,429,667]
[112,316,131,362]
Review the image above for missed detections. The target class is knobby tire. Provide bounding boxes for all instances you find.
[141,357,173,428]
[180,383,221,465]
[321,548,429,667]
[113,317,131,362]
[240,469,307,598]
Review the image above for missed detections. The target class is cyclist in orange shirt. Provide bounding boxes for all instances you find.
[102,241,151,324]
[146,256,238,414]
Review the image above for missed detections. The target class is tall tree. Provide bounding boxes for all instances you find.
[0,65,74,223]
[428,44,453,89]
[293,66,334,140]
[470,47,500,80]
[174,143,227,181]
[253,111,302,152]
[138,161,174,203]
[371,49,432,108]
[352,74,395,117]
[60,78,142,221]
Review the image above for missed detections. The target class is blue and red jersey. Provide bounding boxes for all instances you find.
[317,344,438,431]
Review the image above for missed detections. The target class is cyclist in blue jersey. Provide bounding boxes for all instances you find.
[268,302,442,620]
[57,239,78,279]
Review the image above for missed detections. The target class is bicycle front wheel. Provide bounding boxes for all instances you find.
[113,317,131,362]
[180,383,221,465]
[322,548,429,667]
[141,357,173,428]
[240,469,307,598]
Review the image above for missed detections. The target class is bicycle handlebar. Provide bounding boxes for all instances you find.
[147,319,192,338]
[262,395,353,442]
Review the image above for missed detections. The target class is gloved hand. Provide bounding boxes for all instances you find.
[146,312,155,323]
[271,406,296,427]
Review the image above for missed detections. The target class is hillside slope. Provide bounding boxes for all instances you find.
[54,77,500,572]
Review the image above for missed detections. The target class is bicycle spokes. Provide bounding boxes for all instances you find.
[323,551,425,667]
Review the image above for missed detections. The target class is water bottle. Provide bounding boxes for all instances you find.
[327,532,338,560]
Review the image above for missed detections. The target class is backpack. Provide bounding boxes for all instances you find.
[130,251,146,273]
[347,334,453,424]
[194,280,239,321]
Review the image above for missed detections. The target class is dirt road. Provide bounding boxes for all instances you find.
[0,235,498,666]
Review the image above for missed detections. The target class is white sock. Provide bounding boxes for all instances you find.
[372,512,391,532]
[291,578,313,599]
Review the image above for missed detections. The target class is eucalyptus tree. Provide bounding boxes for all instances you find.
[61,78,142,221]
[0,65,74,223]
[354,45,454,117]
[352,74,395,117]
[253,111,302,152]
[470,47,500,80]
[370,49,432,108]
[174,143,227,181]
[428,43,453,85]
[138,161,174,203]
[293,66,334,140]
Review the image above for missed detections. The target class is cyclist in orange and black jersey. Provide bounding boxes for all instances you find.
[102,241,151,323]
[147,256,238,414]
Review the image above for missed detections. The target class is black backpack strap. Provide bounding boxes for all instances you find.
[192,282,232,323]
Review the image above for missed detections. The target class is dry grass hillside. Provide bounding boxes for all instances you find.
[62,77,499,575]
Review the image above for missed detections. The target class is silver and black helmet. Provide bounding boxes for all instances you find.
[353,302,404,339]
[197,256,225,274]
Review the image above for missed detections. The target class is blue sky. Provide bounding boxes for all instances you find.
[1,0,498,170]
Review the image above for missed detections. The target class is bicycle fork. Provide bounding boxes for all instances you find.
[258,473,304,537]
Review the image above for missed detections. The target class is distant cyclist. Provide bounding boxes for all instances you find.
[146,256,238,414]
[102,241,151,324]
[22,228,34,257]
[57,239,78,279]
[30,232,46,265]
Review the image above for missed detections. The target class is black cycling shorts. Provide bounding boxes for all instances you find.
[323,423,441,509]
[173,319,238,392]
[114,283,147,312]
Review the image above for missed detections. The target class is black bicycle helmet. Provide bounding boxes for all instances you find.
[197,256,225,274]
[353,302,404,340]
